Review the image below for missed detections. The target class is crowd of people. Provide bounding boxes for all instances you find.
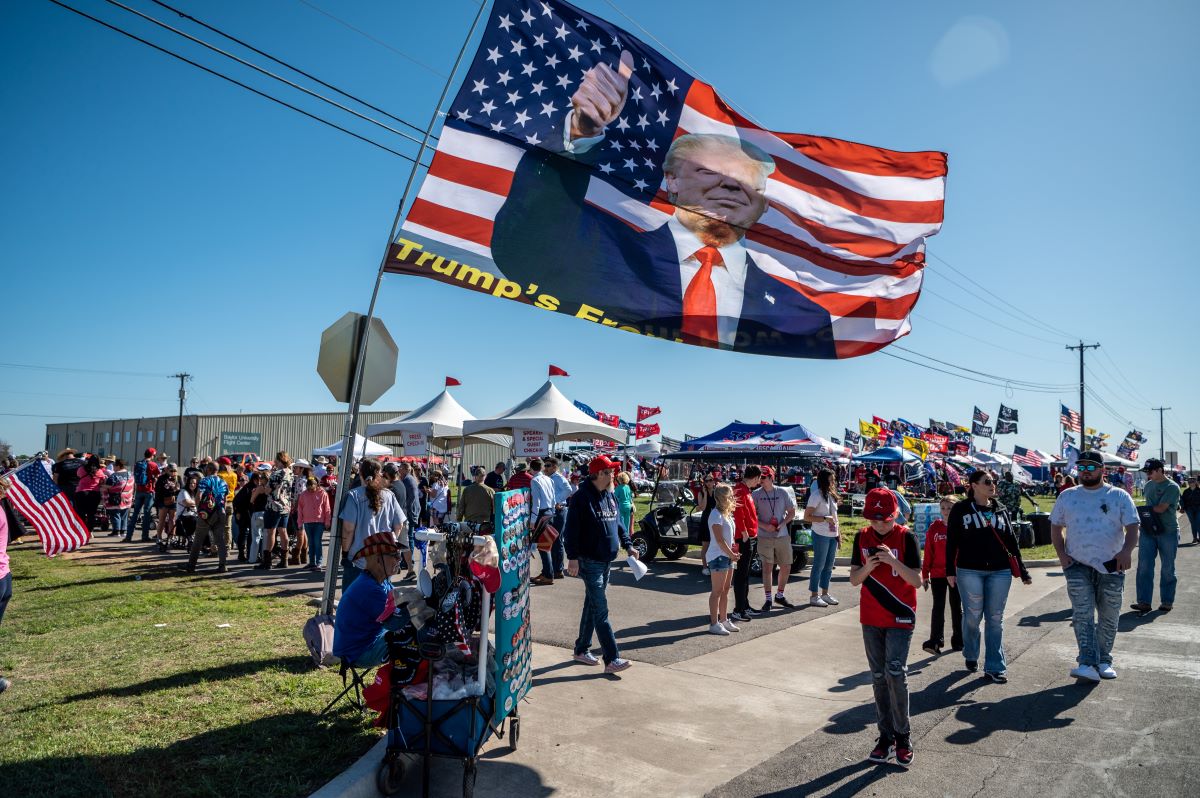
[2,443,1192,769]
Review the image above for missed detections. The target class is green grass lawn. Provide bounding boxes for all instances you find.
[632,492,1063,562]
[0,544,381,798]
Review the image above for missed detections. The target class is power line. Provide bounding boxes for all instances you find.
[911,313,1067,364]
[892,346,1077,389]
[294,0,448,79]
[46,0,424,164]
[877,350,1067,393]
[1096,348,1154,406]
[927,252,1078,341]
[919,285,1069,346]
[104,0,428,147]
[147,0,428,137]
[0,388,174,402]
[0,361,166,378]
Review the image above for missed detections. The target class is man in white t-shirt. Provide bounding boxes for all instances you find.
[752,467,797,612]
[1050,450,1140,683]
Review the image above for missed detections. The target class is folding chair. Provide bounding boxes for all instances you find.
[321,661,369,716]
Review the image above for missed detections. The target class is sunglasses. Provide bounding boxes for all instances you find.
[1079,464,1100,472]
[979,479,995,485]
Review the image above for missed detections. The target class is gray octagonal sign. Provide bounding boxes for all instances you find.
[317,312,397,406]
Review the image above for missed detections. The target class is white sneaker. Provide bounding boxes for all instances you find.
[723,619,741,633]
[821,594,839,606]
[810,595,828,607]
[1098,664,1117,680]
[572,652,600,666]
[1070,664,1101,683]
[709,622,731,636]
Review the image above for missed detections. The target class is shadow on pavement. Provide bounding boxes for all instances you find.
[824,669,978,736]
[944,682,1094,745]
[753,760,893,797]
[1117,609,1163,632]
[1017,607,1072,627]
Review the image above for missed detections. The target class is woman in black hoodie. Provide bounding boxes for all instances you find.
[946,470,1031,684]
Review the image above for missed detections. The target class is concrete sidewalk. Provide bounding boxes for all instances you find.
[314,559,1070,797]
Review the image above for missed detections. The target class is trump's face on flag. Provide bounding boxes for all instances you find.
[664,134,774,247]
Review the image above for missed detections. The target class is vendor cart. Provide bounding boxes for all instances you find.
[375,488,532,797]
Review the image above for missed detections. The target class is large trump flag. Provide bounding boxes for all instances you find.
[389,0,947,358]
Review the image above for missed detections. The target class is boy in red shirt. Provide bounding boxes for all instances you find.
[850,488,923,768]
[730,465,761,623]
[921,497,962,655]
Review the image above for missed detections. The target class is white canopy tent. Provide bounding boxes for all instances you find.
[1100,451,1140,468]
[463,381,628,445]
[364,389,511,451]
[688,424,851,458]
[312,434,391,459]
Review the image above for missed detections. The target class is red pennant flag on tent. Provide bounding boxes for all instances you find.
[636,422,661,440]
[548,365,569,377]
[637,405,661,422]
[445,376,461,387]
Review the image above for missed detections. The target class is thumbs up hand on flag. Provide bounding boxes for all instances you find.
[570,50,634,139]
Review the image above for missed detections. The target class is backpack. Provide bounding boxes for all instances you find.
[134,459,150,488]
[197,481,223,521]
[303,614,336,668]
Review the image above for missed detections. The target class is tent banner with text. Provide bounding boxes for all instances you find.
[384,0,947,359]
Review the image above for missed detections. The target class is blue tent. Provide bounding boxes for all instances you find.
[680,422,810,451]
[852,446,921,463]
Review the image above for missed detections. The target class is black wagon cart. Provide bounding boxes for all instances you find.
[374,488,532,798]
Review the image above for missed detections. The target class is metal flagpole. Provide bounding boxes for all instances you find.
[320,1,488,617]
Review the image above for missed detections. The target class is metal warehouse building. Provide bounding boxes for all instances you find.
[44,412,510,469]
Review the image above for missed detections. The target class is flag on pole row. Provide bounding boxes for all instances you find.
[1012,446,1041,467]
[637,405,661,422]
[1060,404,1081,433]
[549,364,569,377]
[635,422,660,439]
[902,435,929,460]
[998,404,1018,423]
[445,376,462,387]
[995,419,1018,435]
[385,0,947,359]
[972,421,993,438]
[4,460,90,557]
[972,406,989,424]
[859,419,882,439]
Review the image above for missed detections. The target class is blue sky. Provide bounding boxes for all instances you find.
[2,0,1197,463]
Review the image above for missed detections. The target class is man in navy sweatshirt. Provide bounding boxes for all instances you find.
[565,455,638,674]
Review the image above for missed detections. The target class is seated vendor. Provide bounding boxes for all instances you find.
[333,531,408,668]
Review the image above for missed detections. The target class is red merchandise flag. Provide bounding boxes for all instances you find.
[5,460,90,557]
[548,365,569,377]
[636,422,661,440]
[637,405,661,422]
[445,376,462,387]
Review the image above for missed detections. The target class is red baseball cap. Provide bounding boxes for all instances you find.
[864,488,898,521]
[588,454,620,475]
[145,447,157,456]
[759,466,775,479]
[217,456,232,466]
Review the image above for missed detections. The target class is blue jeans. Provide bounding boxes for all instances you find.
[305,522,326,568]
[1136,529,1177,605]
[956,568,1012,675]
[862,625,913,741]
[1064,563,1124,666]
[538,508,567,576]
[128,492,155,541]
[1187,508,1200,541]
[575,558,619,664]
[107,508,130,535]
[0,572,11,624]
[341,551,363,592]
[809,534,837,593]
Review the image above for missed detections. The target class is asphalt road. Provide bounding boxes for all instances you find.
[704,540,1200,798]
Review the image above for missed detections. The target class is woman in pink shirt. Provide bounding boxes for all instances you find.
[295,477,331,571]
[74,455,106,531]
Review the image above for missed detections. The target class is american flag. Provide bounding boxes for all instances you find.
[972,406,989,424]
[1060,404,1082,433]
[1012,446,1042,467]
[5,460,90,556]
[390,0,947,358]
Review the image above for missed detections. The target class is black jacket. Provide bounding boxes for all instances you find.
[945,497,1029,580]
[564,478,631,563]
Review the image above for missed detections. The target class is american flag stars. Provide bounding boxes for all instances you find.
[448,0,690,198]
